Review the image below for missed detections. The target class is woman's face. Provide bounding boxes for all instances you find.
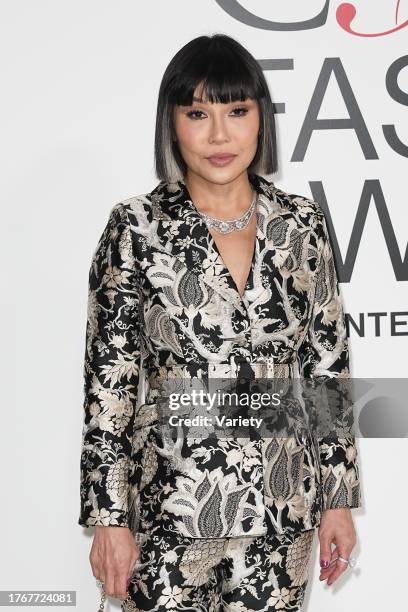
[173,84,260,184]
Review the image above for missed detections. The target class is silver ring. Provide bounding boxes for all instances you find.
[337,555,357,568]
[96,579,104,588]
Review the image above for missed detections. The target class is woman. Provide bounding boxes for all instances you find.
[78,34,362,611]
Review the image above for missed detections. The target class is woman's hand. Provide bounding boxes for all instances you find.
[90,526,140,600]
[318,508,356,586]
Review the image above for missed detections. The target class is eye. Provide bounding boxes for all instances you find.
[185,110,206,120]
[185,107,249,120]
[231,107,249,116]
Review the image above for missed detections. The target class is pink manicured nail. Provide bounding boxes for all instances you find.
[320,559,329,568]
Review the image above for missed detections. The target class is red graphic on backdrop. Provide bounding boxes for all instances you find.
[337,1,408,36]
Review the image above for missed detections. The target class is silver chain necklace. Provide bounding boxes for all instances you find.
[197,189,257,234]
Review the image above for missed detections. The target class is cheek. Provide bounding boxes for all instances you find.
[177,123,203,152]
[235,118,259,142]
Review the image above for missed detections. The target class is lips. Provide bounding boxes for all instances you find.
[206,154,237,167]
[207,154,236,160]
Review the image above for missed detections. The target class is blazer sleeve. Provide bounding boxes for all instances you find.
[297,210,362,512]
[78,203,142,527]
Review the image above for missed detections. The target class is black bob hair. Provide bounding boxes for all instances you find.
[154,33,278,183]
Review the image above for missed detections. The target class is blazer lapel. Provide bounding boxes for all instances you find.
[149,173,278,315]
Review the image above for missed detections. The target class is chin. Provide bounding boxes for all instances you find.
[202,166,247,184]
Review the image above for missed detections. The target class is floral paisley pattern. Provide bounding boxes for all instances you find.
[78,172,362,540]
[122,529,315,612]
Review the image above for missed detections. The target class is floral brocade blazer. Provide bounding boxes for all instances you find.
[78,172,362,539]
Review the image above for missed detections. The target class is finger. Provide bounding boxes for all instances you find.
[93,564,105,585]
[327,558,349,585]
[103,569,115,598]
[327,543,353,586]
[320,548,339,571]
[319,548,338,581]
[319,533,333,570]
[320,563,335,573]
[128,549,141,576]
[127,555,141,587]
[113,571,129,601]
[126,564,135,588]
[89,552,101,579]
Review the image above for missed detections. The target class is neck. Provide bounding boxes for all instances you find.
[183,170,254,219]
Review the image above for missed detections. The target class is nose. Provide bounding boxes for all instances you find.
[208,115,230,143]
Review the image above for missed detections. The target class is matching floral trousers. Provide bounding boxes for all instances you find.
[123,528,315,612]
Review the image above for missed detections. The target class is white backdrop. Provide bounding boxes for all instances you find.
[1,1,407,611]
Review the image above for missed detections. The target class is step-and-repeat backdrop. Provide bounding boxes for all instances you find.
[2,2,406,611]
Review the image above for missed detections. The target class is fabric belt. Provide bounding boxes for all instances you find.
[145,353,298,393]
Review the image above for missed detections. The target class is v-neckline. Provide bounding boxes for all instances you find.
[207,214,258,299]
[180,176,260,303]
